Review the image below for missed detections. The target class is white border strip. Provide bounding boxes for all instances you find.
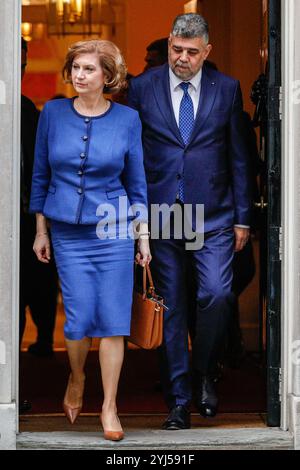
[281,0,295,431]
[12,0,21,434]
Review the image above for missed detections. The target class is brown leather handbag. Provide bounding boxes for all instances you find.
[129,264,167,350]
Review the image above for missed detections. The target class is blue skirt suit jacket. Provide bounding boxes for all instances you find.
[29,98,148,340]
[29,98,147,225]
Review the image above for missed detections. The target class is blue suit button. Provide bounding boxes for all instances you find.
[78,170,83,176]
[177,174,182,180]
[77,188,83,194]
[82,135,88,141]
[80,153,86,158]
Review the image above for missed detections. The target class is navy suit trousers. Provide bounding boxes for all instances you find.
[150,222,235,409]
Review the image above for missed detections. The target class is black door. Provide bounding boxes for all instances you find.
[252,0,281,426]
[266,0,281,427]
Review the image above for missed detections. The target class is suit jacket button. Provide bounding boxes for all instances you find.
[78,170,83,176]
[177,174,182,180]
[80,153,85,158]
[77,188,83,194]
[82,135,88,141]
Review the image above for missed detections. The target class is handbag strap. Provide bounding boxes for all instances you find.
[143,264,156,298]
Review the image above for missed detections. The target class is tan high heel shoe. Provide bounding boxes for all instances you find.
[103,430,124,441]
[100,413,124,441]
[63,374,84,424]
[63,402,82,425]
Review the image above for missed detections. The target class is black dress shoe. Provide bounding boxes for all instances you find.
[28,342,54,358]
[163,405,191,430]
[196,376,218,418]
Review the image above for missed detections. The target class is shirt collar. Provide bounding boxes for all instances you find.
[169,67,202,92]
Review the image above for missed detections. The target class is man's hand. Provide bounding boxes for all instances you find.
[234,227,250,252]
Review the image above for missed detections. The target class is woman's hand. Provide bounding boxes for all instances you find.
[33,233,51,263]
[135,238,152,267]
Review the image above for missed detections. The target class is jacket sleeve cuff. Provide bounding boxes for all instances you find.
[28,203,45,214]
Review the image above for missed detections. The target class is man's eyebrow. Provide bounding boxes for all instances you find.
[172,45,200,53]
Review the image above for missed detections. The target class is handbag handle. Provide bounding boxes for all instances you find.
[140,264,169,311]
[142,264,156,299]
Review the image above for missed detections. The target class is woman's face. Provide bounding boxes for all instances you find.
[71,52,106,95]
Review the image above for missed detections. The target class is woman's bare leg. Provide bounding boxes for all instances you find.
[99,336,124,431]
[64,337,92,407]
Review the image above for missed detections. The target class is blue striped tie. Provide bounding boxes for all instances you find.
[178,82,194,202]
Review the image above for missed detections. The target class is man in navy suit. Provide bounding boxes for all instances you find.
[128,13,251,430]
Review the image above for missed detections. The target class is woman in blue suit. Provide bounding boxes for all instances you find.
[29,40,151,441]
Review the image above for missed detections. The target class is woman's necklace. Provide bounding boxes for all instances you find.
[75,98,109,117]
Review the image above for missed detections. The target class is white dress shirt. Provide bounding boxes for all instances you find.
[169,67,202,125]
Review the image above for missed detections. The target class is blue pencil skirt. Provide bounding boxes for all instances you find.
[50,220,135,340]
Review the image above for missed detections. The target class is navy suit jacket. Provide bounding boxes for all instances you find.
[29,99,148,225]
[128,63,251,233]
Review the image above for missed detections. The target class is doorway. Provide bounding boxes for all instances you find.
[19,0,281,428]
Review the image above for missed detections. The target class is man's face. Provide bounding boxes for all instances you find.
[21,49,27,81]
[168,35,212,80]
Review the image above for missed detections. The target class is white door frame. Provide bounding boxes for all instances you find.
[0,0,21,451]
[281,0,300,448]
[281,0,294,432]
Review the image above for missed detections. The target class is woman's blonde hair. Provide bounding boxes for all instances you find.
[62,39,127,95]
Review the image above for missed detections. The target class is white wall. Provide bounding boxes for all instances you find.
[0,0,20,450]
[282,0,300,449]
[291,0,300,398]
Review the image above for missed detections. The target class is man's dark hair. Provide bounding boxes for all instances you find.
[22,37,28,53]
[146,38,168,63]
[171,13,209,42]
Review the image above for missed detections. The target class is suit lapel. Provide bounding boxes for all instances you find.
[188,66,218,145]
[151,64,184,146]
[151,64,218,147]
